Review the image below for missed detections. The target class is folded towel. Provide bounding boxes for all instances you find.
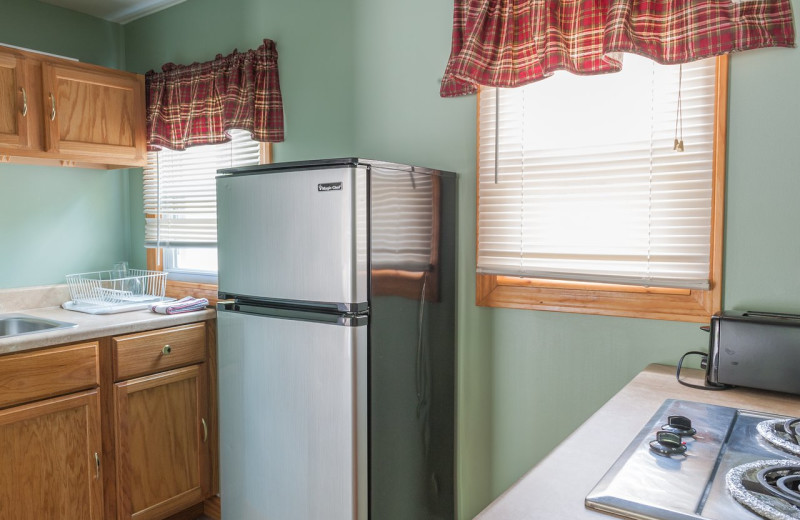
[151,296,209,315]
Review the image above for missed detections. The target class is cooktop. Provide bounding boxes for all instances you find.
[585,399,800,520]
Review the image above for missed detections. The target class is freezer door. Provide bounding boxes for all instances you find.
[217,306,367,520]
[217,165,368,310]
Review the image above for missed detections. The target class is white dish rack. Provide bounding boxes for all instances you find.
[63,269,172,314]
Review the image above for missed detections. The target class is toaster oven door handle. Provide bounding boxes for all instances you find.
[742,310,800,320]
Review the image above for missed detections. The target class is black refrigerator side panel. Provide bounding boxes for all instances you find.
[369,168,457,520]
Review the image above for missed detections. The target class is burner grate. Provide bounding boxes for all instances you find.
[759,419,800,457]
[726,460,800,520]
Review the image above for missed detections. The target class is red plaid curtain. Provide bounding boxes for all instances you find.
[440,0,796,97]
[146,39,284,151]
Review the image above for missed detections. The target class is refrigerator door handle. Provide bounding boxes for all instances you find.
[217,301,368,327]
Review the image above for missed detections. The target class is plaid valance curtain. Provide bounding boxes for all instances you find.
[440,0,795,97]
[146,39,284,151]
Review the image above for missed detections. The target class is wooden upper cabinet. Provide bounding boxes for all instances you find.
[42,62,146,166]
[0,44,146,169]
[0,50,31,150]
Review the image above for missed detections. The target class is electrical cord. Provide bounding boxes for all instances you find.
[676,351,734,391]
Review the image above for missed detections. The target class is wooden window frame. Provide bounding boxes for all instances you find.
[146,142,272,305]
[475,56,728,323]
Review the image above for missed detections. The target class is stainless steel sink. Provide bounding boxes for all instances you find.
[0,314,77,339]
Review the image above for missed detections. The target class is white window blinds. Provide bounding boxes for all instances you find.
[144,129,261,248]
[477,55,717,290]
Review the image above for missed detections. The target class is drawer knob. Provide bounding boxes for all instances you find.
[161,345,172,355]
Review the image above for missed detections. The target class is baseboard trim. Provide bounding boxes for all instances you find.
[164,502,205,520]
[204,495,221,520]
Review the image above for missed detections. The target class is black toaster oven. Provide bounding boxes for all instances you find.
[707,311,800,395]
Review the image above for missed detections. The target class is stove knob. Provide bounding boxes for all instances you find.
[661,415,697,437]
[649,430,688,457]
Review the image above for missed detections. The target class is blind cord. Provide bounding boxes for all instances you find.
[494,87,500,184]
[155,152,162,267]
[647,62,655,285]
[674,64,684,152]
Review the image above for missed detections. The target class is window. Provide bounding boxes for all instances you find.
[144,129,269,297]
[476,55,727,322]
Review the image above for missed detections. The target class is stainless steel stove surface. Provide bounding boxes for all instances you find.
[585,399,800,520]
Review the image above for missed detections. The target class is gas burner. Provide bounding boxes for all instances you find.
[726,459,800,520]
[758,419,800,457]
[661,415,697,437]
[649,430,687,457]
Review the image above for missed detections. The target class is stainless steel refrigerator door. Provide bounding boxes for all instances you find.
[217,306,367,520]
[217,166,368,310]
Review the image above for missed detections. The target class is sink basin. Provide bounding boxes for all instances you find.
[0,314,77,339]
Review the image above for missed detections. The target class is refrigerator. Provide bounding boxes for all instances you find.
[215,158,457,520]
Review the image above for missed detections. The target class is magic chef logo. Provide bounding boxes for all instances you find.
[318,182,343,192]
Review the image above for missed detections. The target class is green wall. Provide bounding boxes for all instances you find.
[123,0,356,162]
[350,0,800,514]
[349,1,496,513]
[725,42,800,312]
[2,0,799,518]
[123,0,358,270]
[0,0,128,288]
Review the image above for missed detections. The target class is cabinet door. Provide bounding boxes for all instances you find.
[0,390,104,520]
[42,62,145,165]
[115,364,210,520]
[0,51,31,150]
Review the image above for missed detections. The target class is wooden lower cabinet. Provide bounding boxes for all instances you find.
[0,389,104,520]
[114,364,211,520]
[0,321,215,520]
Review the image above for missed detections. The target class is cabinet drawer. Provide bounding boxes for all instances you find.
[113,323,206,381]
[0,342,99,409]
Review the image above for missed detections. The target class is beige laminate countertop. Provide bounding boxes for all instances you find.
[0,285,215,355]
[475,364,800,520]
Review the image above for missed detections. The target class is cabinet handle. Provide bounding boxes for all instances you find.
[49,92,56,121]
[94,452,100,480]
[201,418,208,443]
[161,344,172,355]
[20,87,27,117]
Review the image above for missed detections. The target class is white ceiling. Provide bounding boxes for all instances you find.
[39,0,186,24]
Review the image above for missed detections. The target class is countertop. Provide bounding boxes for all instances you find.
[474,364,800,520]
[0,284,215,355]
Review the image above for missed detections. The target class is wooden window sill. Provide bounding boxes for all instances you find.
[477,273,719,322]
[165,280,219,306]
